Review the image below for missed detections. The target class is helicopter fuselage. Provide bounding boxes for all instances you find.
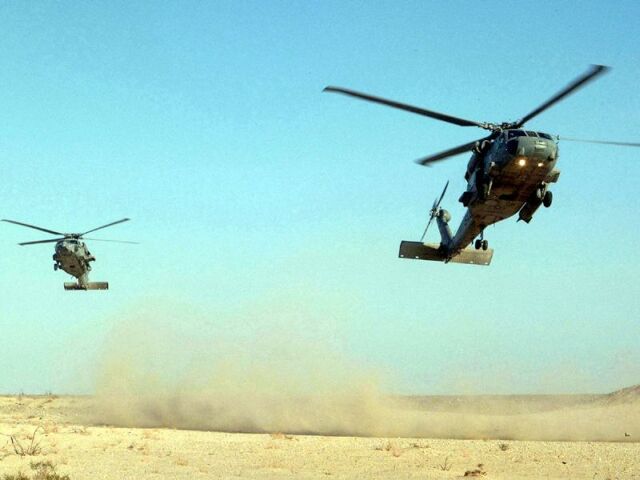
[53,239,95,285]
[442,129,560,255]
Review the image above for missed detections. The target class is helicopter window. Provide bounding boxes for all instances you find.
[507,130,525,139]
[506,140,518,155]
[538,133,553,140]
[525,131,538,137]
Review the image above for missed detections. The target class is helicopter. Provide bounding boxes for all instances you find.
[2,218,136,290]
[324,65,640,265]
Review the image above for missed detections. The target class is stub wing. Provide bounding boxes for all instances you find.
[64,282,109,290]
[398,241,493,266]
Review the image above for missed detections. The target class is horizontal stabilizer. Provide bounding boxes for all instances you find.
[398,241,493,266]
[449,247,494,265]
[399,242,444,261]
[64,282,109,290]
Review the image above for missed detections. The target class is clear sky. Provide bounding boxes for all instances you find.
[0,0,638,395]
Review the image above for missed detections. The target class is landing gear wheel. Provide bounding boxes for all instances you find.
[474,239,482,250]
[481,240,489,251]
[53,264,58,271]
[543,190,553,208]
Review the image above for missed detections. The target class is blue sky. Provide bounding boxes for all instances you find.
[0,1,638,395]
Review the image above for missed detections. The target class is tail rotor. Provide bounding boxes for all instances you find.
[419,180,449,242]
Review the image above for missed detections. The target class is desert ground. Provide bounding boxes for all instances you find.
[0,387,638,479]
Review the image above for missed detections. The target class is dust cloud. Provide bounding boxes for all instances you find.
[91,302,640,441]
[92,301,395,436]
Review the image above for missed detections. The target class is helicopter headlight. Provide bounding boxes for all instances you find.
[517,158,527,167]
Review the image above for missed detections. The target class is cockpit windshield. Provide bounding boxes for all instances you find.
[507,130,553,140]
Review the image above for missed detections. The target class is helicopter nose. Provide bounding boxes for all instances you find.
[510,137,557,161]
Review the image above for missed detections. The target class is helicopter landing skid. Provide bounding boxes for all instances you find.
[64,282,109,291]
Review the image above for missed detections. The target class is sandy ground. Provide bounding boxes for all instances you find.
[0,393,638,480]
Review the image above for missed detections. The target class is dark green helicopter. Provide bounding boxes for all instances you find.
[2,218,136,289]
[325,65,639,265]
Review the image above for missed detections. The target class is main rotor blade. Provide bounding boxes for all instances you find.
[323,86,487,128]
[557,136,640,147]
[19,238,65,246]
[515,65,609,128]
[81,218,130,236]
[415,139,482,166]
[83,237,139,244]
[2,219,65,236]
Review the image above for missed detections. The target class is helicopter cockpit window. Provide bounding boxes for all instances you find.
[507,130,526,139]
[538,133,553,140]
[525,131,538,137]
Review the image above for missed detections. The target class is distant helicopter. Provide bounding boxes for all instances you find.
[2,218,136,290]
[325,65,639,265]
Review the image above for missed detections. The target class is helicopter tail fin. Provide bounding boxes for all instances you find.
[399,241,493,266]
[64,282,109,290]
